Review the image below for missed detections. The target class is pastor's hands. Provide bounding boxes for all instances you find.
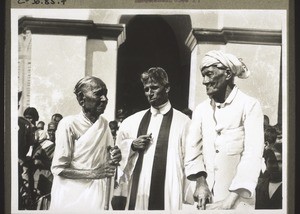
[131,133,152,152]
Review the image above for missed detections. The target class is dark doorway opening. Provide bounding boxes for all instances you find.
[116,15,192,116]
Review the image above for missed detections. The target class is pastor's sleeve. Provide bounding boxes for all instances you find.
[116,116,139,183]
[229,99,264,197]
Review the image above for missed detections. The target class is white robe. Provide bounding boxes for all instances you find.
[185,86,264,209]
[115,102,193,210]
[50,112,114,211]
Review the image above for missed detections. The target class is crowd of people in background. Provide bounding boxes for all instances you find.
[255,115,283,209]
[17,50,283,211]
[18,92,63,210]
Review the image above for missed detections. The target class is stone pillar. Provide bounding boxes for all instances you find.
[185,33,221,110]
[85,32,125,121]
[186,13,221,110]
[18,28,32,115]
[85,40,117,121]
[188,46,197,110]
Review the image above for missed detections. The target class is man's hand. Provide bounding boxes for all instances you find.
[93,162,116,179]
[193,176,213,210]
[131,133,152,152]
[206,192,239,210]
[109,146,122,165]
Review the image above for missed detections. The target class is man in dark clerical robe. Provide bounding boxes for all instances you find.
[115,67,192,210]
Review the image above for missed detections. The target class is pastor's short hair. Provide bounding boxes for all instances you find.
[140,67,169,86]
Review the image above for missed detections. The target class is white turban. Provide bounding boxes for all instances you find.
[201,50,250,79]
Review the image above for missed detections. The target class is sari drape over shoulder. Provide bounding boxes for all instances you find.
[50,112,114,211]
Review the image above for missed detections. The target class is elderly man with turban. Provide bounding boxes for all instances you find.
[185,50,264,210]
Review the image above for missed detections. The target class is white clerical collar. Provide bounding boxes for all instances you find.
[150,100,171,116]
[212,85,239,108]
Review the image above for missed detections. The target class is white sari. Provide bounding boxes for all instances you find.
[50,112,114,211]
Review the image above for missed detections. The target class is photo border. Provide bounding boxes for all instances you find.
[4,1,294,214]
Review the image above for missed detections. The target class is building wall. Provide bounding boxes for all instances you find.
[86,39,119,121]
[30,35,86,125]
[15,9,90,125]
[194,11,283,126]
[89,9,283,125]
[14,9,284,125]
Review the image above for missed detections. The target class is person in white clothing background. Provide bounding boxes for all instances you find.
[185,50,264,210]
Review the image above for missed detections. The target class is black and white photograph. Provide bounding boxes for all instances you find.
[9,6,289,213]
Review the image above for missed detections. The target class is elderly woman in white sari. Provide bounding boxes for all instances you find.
[50,76,121,211]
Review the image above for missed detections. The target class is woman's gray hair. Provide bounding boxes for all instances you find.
[74,76,92,97]
[140,67,169,86]
[74,76,105,99]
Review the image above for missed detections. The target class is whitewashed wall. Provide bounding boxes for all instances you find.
[14,9,284,126]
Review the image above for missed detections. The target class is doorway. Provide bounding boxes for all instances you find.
[116,15,192,116]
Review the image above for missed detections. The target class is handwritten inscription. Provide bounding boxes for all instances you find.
[135,0,201,2]
[17,0,67,5]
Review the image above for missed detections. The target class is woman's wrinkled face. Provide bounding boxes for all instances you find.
[81,80,108,118]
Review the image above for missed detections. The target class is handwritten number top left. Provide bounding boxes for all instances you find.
[18,0,30,4]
